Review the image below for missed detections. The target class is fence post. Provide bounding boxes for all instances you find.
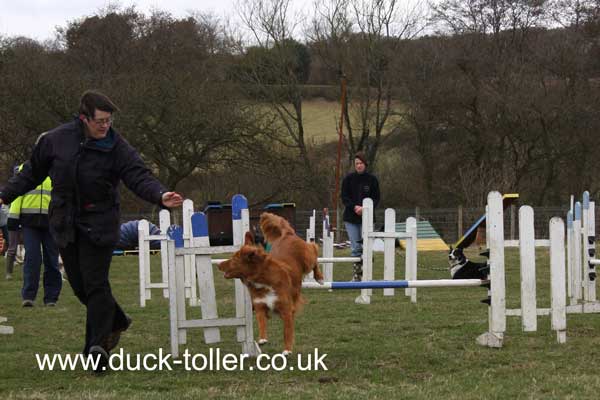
[510,204,516,241]
[458,205,463,242]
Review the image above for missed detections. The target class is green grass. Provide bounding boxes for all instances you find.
[302,99,341,143]
[2,248,600,399]
[271,99,403,144]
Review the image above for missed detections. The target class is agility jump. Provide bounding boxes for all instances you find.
[140,190,579,352]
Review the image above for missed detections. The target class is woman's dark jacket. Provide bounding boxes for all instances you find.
[341,171,380,224]
[0,119,166,247]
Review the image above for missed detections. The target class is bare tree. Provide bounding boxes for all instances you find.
[233,0,333,205]
[309,0,427,171]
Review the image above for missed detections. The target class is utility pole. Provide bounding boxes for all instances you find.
[333,75,347,242]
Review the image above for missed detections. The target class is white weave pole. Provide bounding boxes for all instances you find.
[574,202,583,302]
[589,200,596,301]
[567,210,575,305]
[550,217,567,344]
[583,192,596,302]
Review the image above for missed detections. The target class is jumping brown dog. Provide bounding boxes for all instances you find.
[218,212,323,354]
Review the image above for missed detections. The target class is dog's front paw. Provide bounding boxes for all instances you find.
[282,350,292,357]
[258,338,268,345]
[317,279,324,285]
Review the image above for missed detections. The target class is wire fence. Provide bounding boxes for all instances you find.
[122,205,582,246]
[294,206,574,244]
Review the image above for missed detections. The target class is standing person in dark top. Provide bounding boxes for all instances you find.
[341,151,380,282]
[0,90,183,372]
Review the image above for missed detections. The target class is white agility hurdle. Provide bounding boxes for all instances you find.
[163,195,261,358]
[138,210,170,307]
[506,190,600,342]
[472,191,576,346]
[138,200,200,307]
[305,202,417,304]
[497,206,567,343]
[138,196,248,307]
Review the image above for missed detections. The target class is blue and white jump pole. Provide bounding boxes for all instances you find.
[303,279,487,290]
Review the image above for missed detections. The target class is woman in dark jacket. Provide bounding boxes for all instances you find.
[0,90,183,371]
[341,151,380,281]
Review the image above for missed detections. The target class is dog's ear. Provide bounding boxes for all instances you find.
[244,231,255,245]
[242,247,265,263]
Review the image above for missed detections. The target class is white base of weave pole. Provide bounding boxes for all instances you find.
[0,316,14,335]
[476,332,503,348]
[354,294,371,305]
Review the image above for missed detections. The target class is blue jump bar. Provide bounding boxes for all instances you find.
[302,279,487,290]
[331,280,409,289]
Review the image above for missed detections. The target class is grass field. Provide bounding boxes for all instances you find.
[274,99,403,144]
[2,247,600,399]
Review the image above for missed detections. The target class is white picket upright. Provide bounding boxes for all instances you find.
[405,217,418,303]
[476,191,505,348]
[383,208,396,296]
[322,210,334,283]
[165,226,187,345]
[518,206,537,332]
[232,195,250,342]
[191,212,221,344]
[159,210,171,298]
[167,239,180,357]
[550,217,567,344]
[303,210,319,283]
[182,200,198,306]
[355,198,374,305]
[306,210,316,242]
[138,219,151,307]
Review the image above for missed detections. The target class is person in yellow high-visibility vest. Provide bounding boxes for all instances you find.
[10,164,61,307]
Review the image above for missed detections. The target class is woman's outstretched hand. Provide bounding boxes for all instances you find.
[161,192,184,208]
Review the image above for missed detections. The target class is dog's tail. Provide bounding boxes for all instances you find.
[259,212,295,244]
[308,242,324,284]
[294,293,307,315]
